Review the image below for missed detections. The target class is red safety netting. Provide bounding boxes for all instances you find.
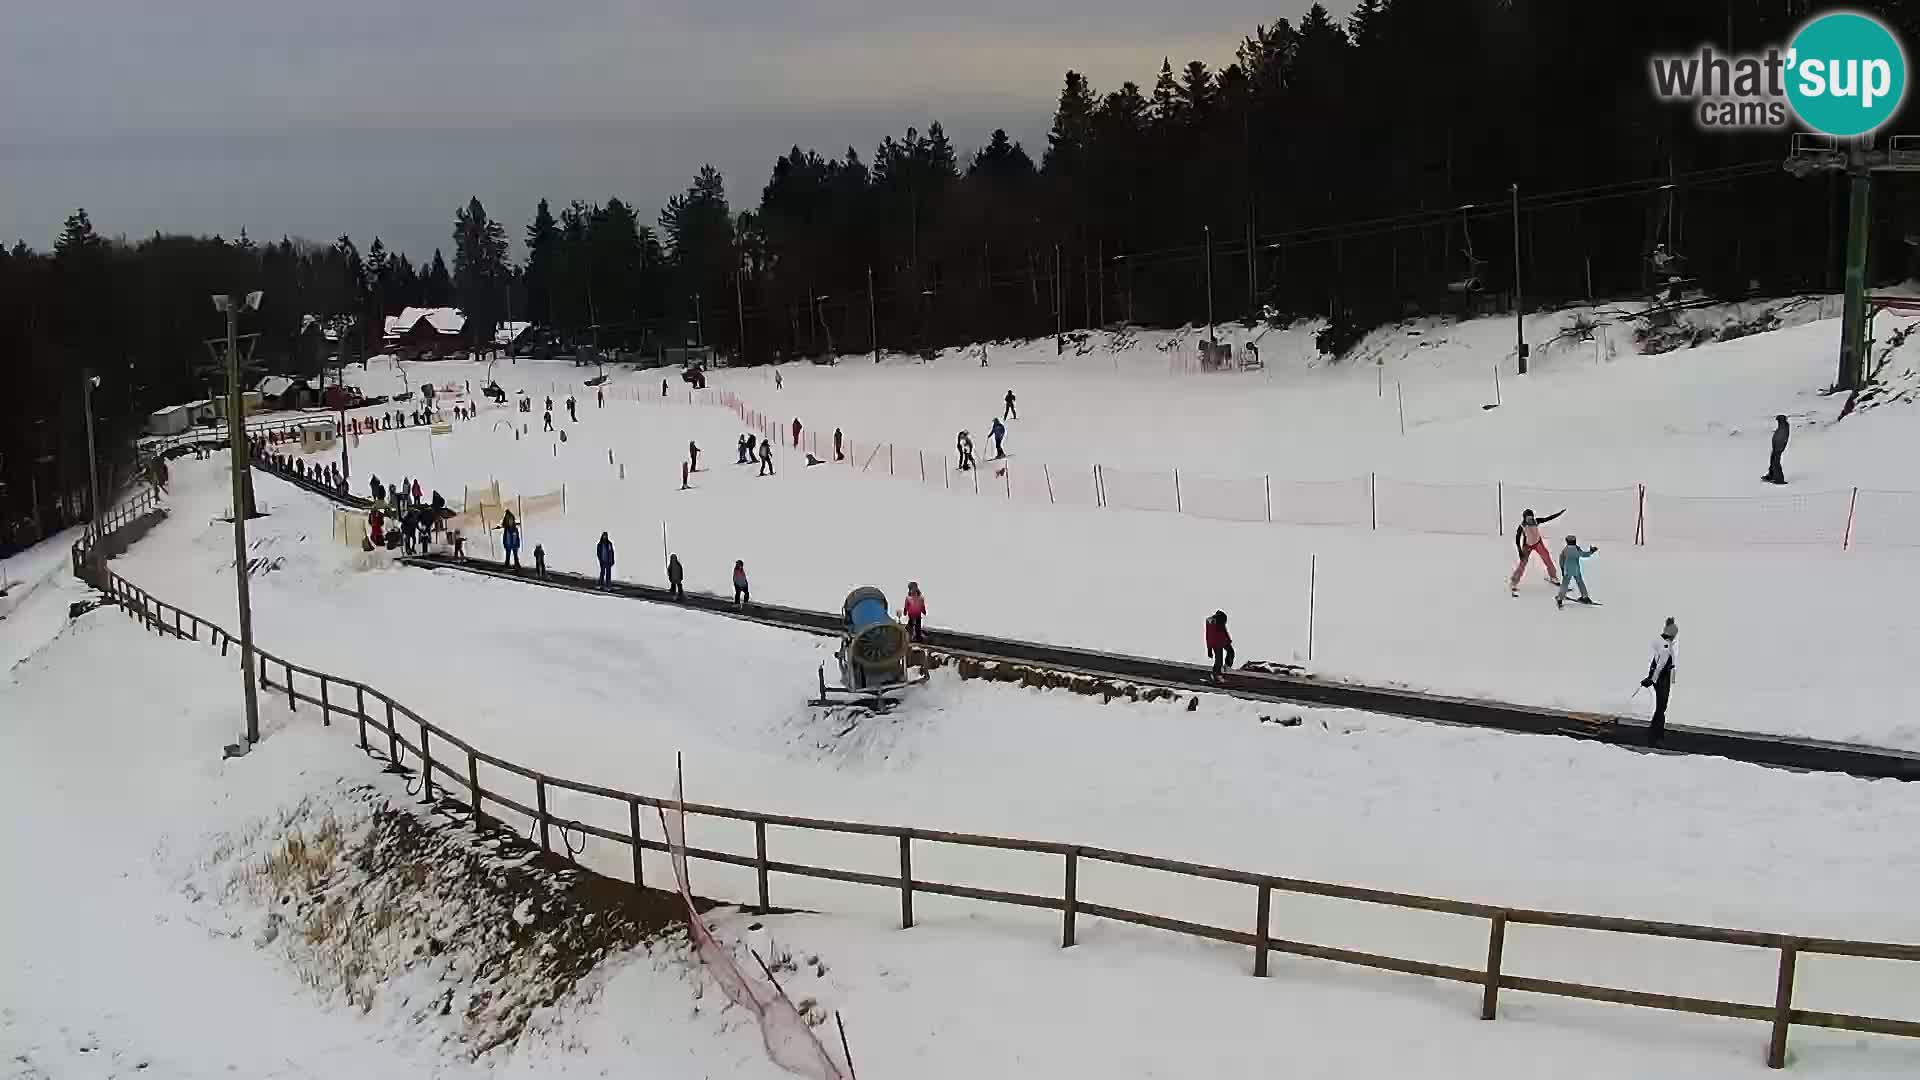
[1501,485,1642,544]
[659,777,852,1080]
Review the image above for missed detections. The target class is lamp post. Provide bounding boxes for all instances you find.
[1511,183,1528,376]
[82,372,101,542]
[213,290,264,746]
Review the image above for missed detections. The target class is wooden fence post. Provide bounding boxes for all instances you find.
[386,701,399,762]
[629,798,644,889]
[1265,474,1272,523]
[1062,851,1078,948]
[285,662,295,710]
[468,750,485,830]
[1482,912,1508,1020]
[1768,943,1799,1068]
[1253,884,1271,977]
[419,722,433,800]
[899,835,914,929]
[355,686,367,750]
[1369,472,1378,530]
[319,676,332,726]
[1044,464,1055,504]
[1843,487,1859,551]
[755,820,771,912]
[536,778,550,853]
[1174,469,1182,513]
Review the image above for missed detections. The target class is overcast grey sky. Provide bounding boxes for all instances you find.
[3,1,1341,260]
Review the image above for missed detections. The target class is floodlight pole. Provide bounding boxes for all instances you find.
[1512,183,1527,376]
[216,293,263,745]
[81,372,101,543]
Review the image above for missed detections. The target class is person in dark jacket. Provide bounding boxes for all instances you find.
[758,438,775,476]
[1765,415,1790,484]
[533,543,546,578]
[400,506,420,555]
[733,560,750,604]
[500,510,522,568]
[1641,617,1679,745]
[566,395,577,422]
[834,428,844,461]
[595,532,615,589]
[1004,389,1018,419]
[666,554,685,601]
[1205,610,1234,679]
[737,434,752,464]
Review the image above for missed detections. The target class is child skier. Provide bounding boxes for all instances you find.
[1205,610,1235,680]
[989,416,1007,459]
[1555,535,1599,609]
[1509,508,1565,595]
[903,582,928,642]
[500,510,521,568]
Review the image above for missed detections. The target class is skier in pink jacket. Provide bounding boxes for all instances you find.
[1508,508,1564,595]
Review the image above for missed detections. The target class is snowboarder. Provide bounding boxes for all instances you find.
[833,428,844,461]
[1205,610,1235,680]
[989,416,1007,459]
[566,395,577,422]
[1641,617,1679,746]
[666,554,685,601]
[1555,535,1599,609]
[1509,508,1565,595]
[1004,389,1017,420]
[595,531,615,589]
[732,560,750,605]
[1765,414,1789,484]
[758,438,775,476]
[956,431,976,471]
[543,409,554,432]
[501,509,522,569]
[903,581,928,642]
[533,543,546,578]
[792,417,802,448]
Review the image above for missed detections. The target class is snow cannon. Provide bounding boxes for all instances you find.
[811,586,926,711]
[840,587,908,687]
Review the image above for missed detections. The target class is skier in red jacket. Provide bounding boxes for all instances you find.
[1205,610,1234,679]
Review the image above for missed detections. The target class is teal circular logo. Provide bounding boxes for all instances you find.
[1787,12,1907,136]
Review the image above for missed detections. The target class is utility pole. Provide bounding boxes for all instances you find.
[692,293,704,349]
[1511,184,1527,376]
[868,265,880,364]
[734,263,747,366]
[81,372,101,543]
[1204,224,1215,344]
[1247,210,1258,319]
[213,291,263,746]
[1097,239,1105,327]
[1053,243,1063,353]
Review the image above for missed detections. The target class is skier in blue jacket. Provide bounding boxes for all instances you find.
[1555,535,1598,609]
[989,417,1008,459]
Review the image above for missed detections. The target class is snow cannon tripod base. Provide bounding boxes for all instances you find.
[808,586,928,712]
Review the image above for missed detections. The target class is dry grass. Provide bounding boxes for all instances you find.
[909,648,1184,706]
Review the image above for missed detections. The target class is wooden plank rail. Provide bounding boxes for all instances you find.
[70,487,1920,1071]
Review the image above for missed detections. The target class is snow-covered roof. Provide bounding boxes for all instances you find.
[393,306,466,336]
[254,376,300,398]
[494,320,531,345]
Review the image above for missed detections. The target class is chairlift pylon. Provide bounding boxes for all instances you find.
[1447,204,1487,295]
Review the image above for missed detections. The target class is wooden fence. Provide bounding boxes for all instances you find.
[74,490,1920,1070]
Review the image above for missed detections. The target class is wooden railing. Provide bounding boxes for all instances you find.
[74,493,1920,1070]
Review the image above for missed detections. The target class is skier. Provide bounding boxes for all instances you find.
[533,543,547,578]
[775,370,784,390]
[792,417,803,448]
[956,431,976,471]
[1555,535,1599,609]
[732,560,750,605]
[596,386,605,409]
[903,581,928,643]
[595,531,615,589]
[736,435,751,464]
[1509,508,1565,595]
[1641,617,1679,746]
[758,438,775,476]
[1764,414,1790,484]
[1205,610,1235,680]
[662,378,669,398]
[834,428,844,461]
[545,396,553,413]
[1004,389,1017,420]
[666,554,685,601]
[688,441,701,473]
[500,509,522,569]
[543,409,553,433]
[566,395,577,422]
[989,416,1007,459]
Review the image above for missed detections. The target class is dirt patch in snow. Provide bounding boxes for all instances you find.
[196,783,700,1059]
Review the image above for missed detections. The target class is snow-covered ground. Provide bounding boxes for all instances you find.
[11,301,1920,1077]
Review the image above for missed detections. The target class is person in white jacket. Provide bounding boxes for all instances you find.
[1641,617,1679,746]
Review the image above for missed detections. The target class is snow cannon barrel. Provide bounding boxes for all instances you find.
[841,587,908,672]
